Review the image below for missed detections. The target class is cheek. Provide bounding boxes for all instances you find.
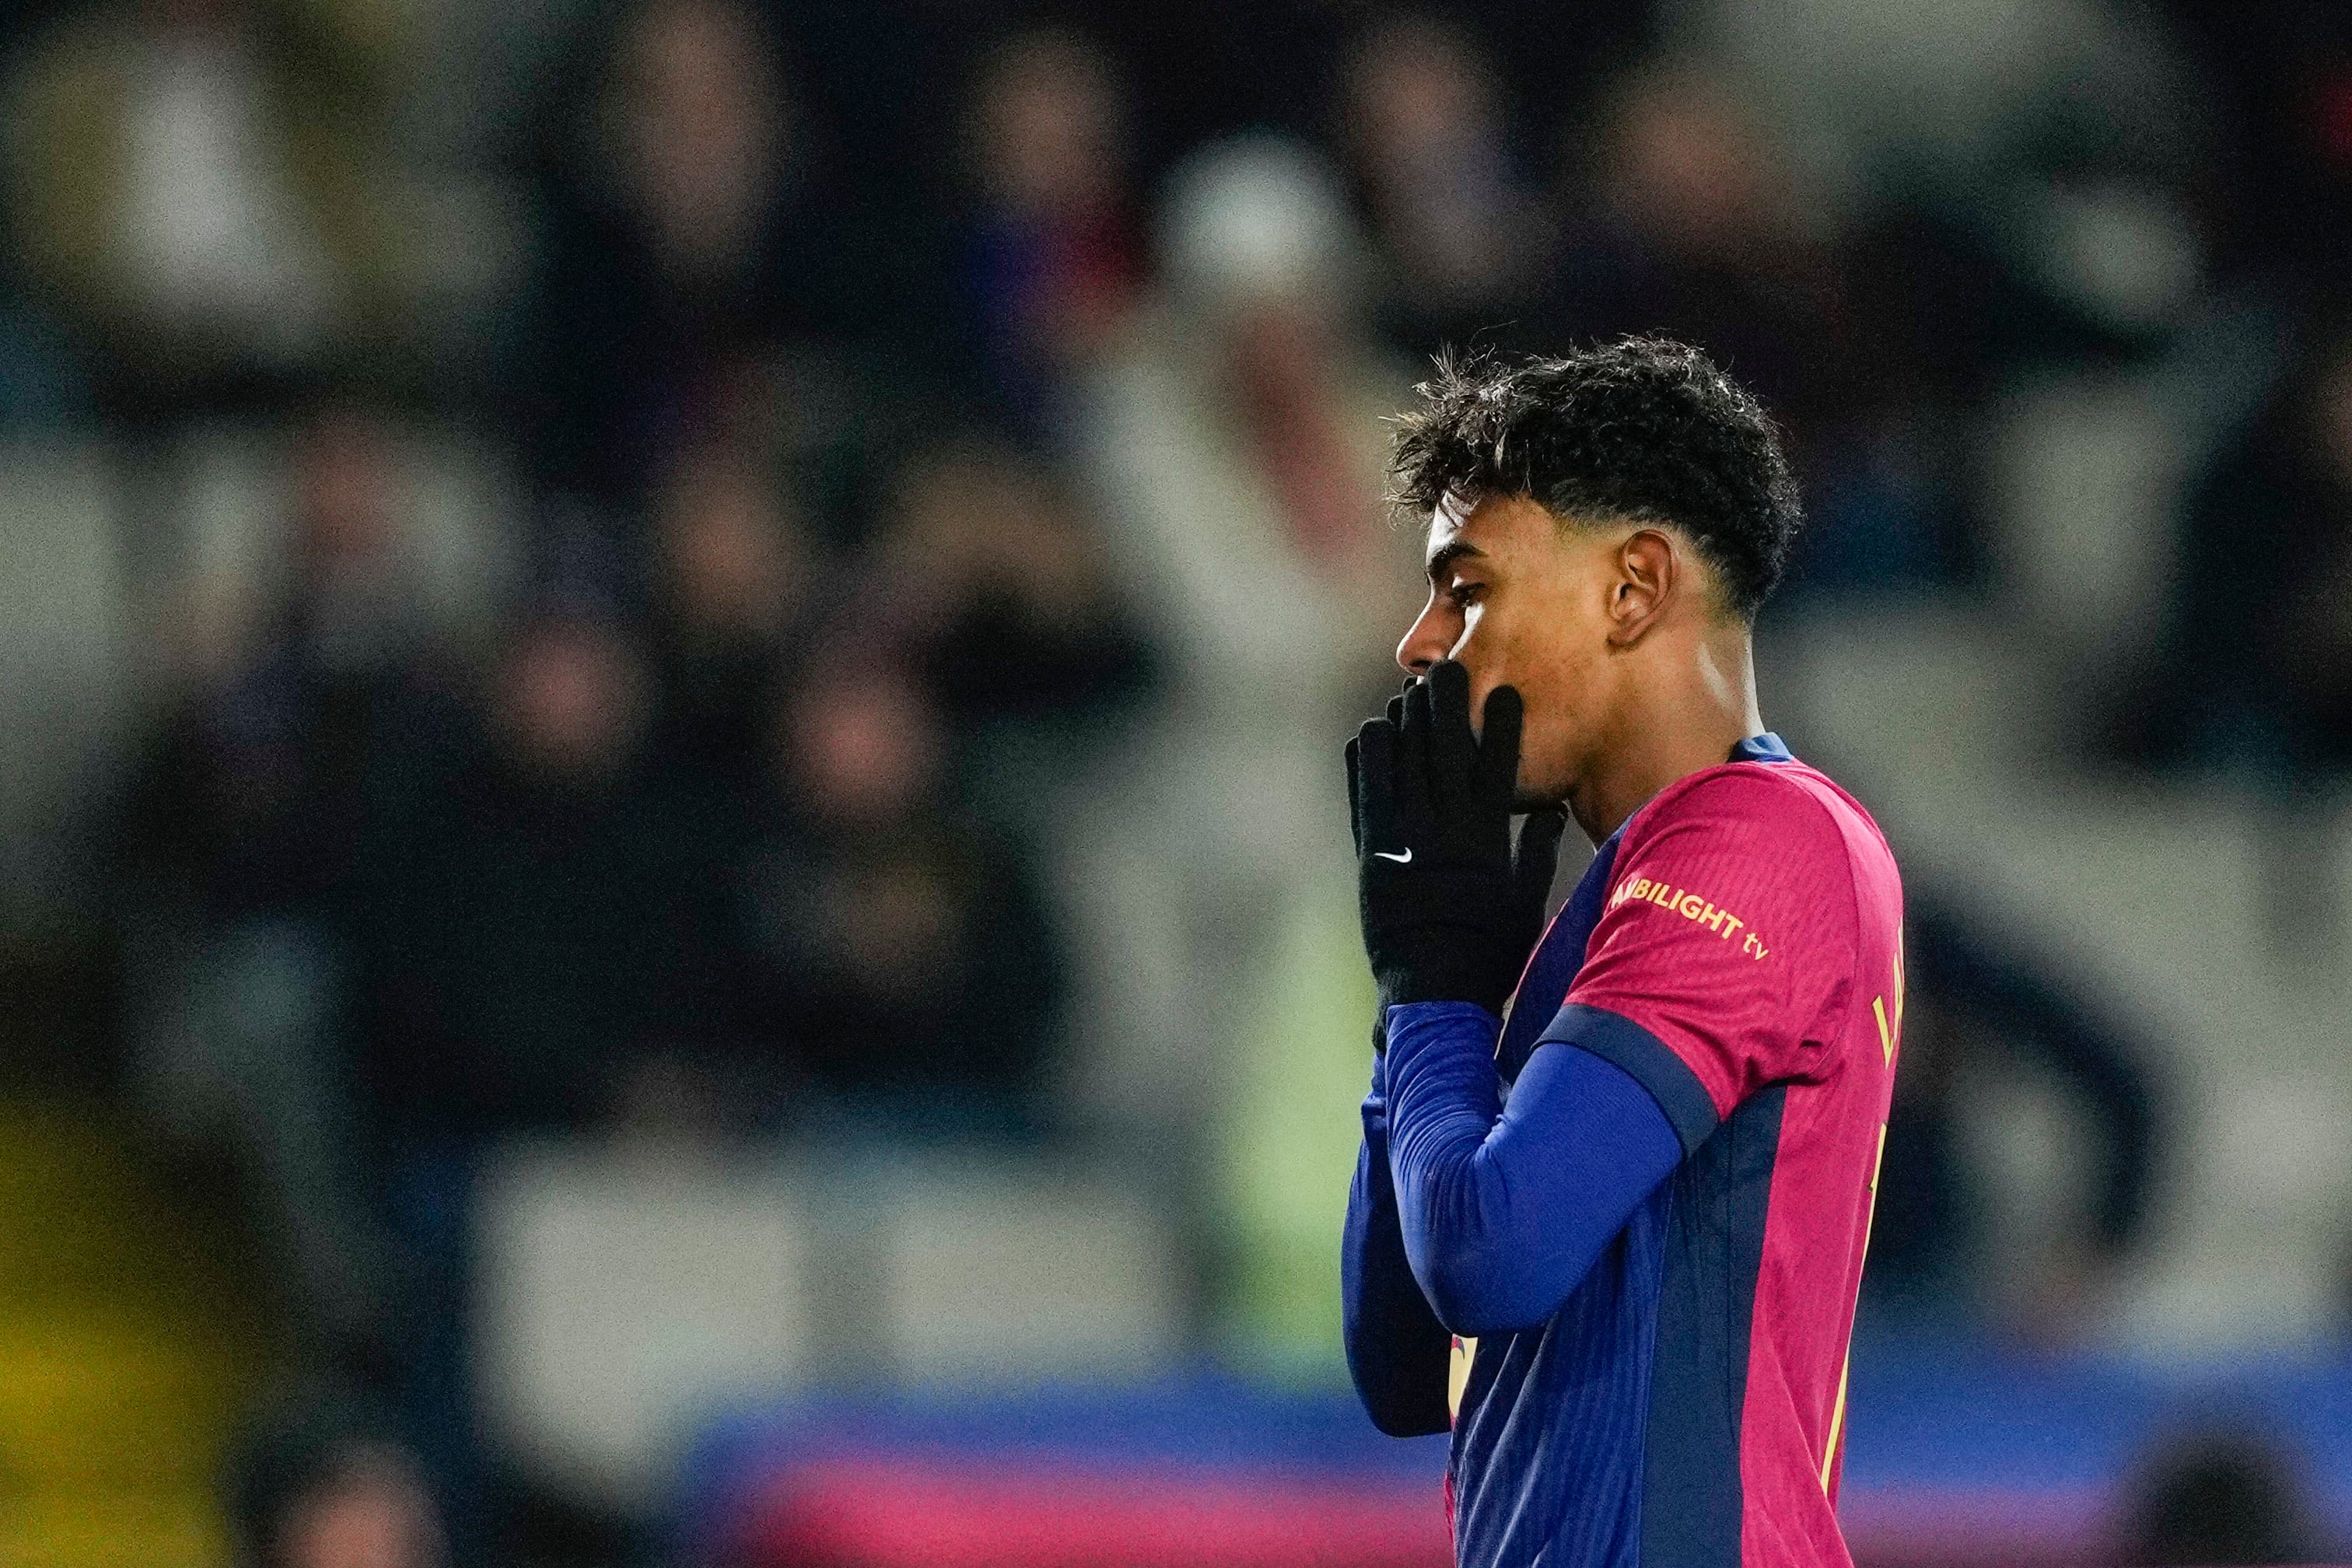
[1511,646,1607,784]
[1452,613,1524,725]
[1507,697,1579,800]
[1437,600,1480,660]
[1465,602,1551,688]
[1453,597,1514,669]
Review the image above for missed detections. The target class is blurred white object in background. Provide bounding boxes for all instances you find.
[477,1144,814,1507]
[476,1141,1181,1508]
[1061,131,1414,1152]
[1986,372,2186,675]
[118,26,334,356]
[875,1160,1180,1385]
[1157,134,1361,320]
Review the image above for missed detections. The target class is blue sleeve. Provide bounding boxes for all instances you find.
[1384,1000,1685,1337]
[1341,1049,1454,1437]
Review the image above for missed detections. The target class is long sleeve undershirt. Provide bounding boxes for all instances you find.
[1342,1046,1454,1437]
[1342,1001,1685,1428]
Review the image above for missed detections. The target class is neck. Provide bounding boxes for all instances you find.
[1568,626,1764,844]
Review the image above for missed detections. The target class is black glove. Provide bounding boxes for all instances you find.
[1347,660,1568,1028]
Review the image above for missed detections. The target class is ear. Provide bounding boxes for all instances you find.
[1605,528,1678,647]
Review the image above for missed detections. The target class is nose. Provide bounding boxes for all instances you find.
[1396,595,1455,677]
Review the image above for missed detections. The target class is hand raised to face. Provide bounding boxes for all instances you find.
[1346,660,1569,1026]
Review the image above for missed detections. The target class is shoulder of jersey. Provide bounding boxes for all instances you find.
[1629,760,1891,868]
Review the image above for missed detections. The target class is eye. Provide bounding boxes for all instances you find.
[1447,579,1484,611]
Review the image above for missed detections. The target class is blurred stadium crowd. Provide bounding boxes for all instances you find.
[3,0,2352,1563]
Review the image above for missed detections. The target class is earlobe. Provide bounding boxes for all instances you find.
[1606,530,1675,648]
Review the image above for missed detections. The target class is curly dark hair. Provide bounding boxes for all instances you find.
[1389,338,1803,621]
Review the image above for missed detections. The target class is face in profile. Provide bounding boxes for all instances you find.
[1391,495,1636,809]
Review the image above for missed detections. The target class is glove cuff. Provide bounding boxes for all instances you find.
[1373,936,1525,1016]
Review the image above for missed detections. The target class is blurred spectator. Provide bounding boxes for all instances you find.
[644,437,810,792]
[516,0,872,504]
[117,395,468,1358]
[354,596,736,1139]
[1068,134,1419,1137]
[2134,321,2352,787]
[1538,56,1958,600]
[2120,317,2352,954]
[1697,0,2210,352]
[228,1392,448,1568]
[1541,59,1841,410]
[1866,898,2163,1335]
[872,436,1156,739]
[733,661,1063,1124]
[950,29,1143,442]
[2119,1426,2322,1566]
[1335,14,1545,360]
[127,398,461,915]
[345,591,746,1552]
[5,0,418,415]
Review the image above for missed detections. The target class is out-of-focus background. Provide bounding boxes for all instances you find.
[0,0,2348,1564]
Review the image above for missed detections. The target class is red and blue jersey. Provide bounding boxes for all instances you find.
[1344,735,1905,1568]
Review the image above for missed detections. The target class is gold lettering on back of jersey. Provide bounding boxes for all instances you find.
[1448,1335,1479,1423]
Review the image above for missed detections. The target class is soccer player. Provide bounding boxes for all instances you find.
[1340,338,1904,1568]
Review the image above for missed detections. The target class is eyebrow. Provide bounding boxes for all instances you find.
[1426,539,1486,583]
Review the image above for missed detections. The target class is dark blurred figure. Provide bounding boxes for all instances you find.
[356,597,736,1138]
[1538,58,1955,600]
[872,438,1154,738]
[119,396,458,1362]
[227,1393,448,1568]
[1541,61,1845,420]
[2119,1427,2321,1566]
[129,400,456,921]
[516,0,867,503]
[950,30,1143,442]
[2161,0,2352,290]
[2140,326,2352,775]
[1865,898,2163,1336]
[645,437,811,792]
[734,662,1063,1125]
[348,591,744,1553]
[2123,319,2352,953]
[1335,14,1545,360]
